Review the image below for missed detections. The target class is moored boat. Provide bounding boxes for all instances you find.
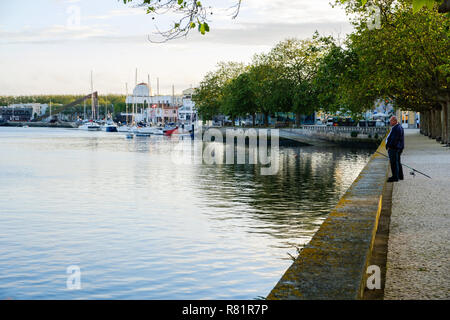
[103,119,118,132]
[78,120,101,131]
[163,126,178,136]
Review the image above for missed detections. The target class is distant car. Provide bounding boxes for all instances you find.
[326,119,334,126]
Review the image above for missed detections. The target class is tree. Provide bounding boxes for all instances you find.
[265,36,329,125]
[337,0,447,14]
[192,61,245,121]
[245,61,289,126]
[336,0,450,142]
[221,72,258,124]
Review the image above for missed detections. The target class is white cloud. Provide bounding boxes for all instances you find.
[0,24,115,45]
[239,0,348,24]
[85,8,146,21]
[0,0,354,95]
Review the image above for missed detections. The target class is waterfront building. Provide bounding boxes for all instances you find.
[0,106,33,121]
[395,109,420,129]
[0,103,48,121]
[370,99,419,128]
[124,82,183,124]
[178,88,198,125]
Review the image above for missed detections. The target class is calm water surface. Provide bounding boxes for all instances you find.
[0,127,373,299]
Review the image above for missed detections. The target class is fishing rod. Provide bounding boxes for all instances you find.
[375,151,432,179]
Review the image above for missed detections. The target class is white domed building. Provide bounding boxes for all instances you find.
[124,82,184,124]
[125,83,151,105]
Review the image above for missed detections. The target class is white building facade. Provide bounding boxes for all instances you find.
[123,83,197,125]
[178,88,198,125]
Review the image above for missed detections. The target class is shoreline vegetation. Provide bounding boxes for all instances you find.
[189,1,449,145]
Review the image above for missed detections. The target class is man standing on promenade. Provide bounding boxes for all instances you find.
[386,116,405,182]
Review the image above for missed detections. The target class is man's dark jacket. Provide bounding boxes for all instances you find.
[386,124,404,150]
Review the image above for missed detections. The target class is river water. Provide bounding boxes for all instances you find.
[0,127,373,299]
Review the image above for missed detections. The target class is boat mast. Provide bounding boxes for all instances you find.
[125,82,128,125]
[172,84,175,123]
[90,70,94,121]
[157,77,159,96]
[132,68,137,125]
[147,74,151,123]
[148,74,153,96]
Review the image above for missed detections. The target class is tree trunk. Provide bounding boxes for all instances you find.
[430,109,436,139]
[435,108,443,141]
[420,110,426,135]
[427,110,432,137]
[438,101,449,145]
[424,110,428,136]
[436,107,442,142]
[446,100,450,145]
[252,113,256,127]
[441,105,447,144]
[264,113,269,127]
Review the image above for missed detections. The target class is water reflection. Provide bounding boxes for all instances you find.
[0,127,373,299]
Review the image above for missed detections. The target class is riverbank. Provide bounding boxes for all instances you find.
[384,129,450,299]
[0,121,77,128]
[267,134,389,299]
[205,126,385,148]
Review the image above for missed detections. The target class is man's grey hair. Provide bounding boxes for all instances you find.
[390,116,398,122]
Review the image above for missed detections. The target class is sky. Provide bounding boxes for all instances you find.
[0,0,354,96]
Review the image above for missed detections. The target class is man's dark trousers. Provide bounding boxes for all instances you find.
[388,148,403,180]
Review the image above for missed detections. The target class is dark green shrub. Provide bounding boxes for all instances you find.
[351,131,359,138]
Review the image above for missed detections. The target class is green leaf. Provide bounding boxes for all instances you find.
[412,0,429,13]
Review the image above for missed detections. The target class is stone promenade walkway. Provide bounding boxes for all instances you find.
[384,129,450,299]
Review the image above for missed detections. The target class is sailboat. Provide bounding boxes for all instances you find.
[78,119,101,131]
[78,70,101,131]
[103,119,118,132]
[101,101,118,132]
